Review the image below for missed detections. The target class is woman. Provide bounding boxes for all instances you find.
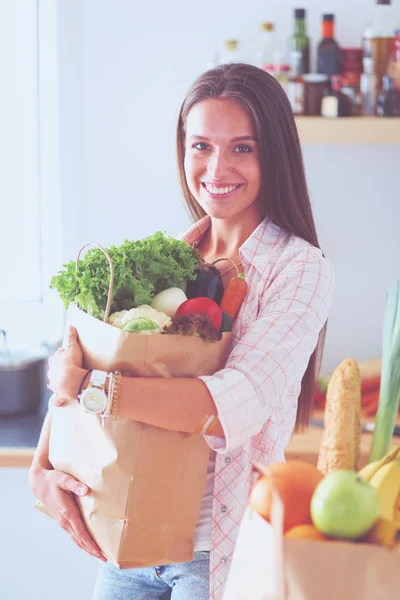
[29,63,335,600]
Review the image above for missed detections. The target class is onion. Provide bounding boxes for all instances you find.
[151,287,187,318]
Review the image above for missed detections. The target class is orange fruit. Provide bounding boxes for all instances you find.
[285,524,328,541]
[249,460,323,533]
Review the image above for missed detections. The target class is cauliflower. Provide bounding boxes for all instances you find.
[107,305,171,334]
[107,310,129,328]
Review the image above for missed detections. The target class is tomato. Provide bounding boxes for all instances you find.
[175,297,222,330]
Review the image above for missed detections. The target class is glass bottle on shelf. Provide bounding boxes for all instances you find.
[288,8,310,75]
[376,76,400,116]
[256,22,275,71]
[288,50,305,115]
[219,40,241,64]
[340,77,363,116]
[321,75,351,118]
[360,57,378,115]
[272,51,290,94]
[362,0,396,90]
[317,14,341,82]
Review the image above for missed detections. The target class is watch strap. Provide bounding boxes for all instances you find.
[89,369,108,389]
[78,370,93,401]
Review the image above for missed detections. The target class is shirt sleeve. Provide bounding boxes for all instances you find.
[198,246,335,454]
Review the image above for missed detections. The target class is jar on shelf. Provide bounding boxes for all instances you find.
[302,74,329,115]
[340,76,363,116]
[321,75,352,117]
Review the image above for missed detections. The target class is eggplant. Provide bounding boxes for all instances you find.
[220,312,233,333]
[186,264,224,304]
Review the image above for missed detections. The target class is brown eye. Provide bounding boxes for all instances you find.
[192,142,210,150]
[234,144,252,153]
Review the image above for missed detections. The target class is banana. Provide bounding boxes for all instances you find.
[393,491,400,528]
[357,445,400,544]
[358,460,383,482]
[360,517,398,549]
[369,459,400,522]
[358,444,400,482]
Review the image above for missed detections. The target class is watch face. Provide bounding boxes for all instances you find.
[80,388,108,414]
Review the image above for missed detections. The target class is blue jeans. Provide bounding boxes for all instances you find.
[91,551,210,600]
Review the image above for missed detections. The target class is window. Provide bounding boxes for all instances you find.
[0,1,63,350]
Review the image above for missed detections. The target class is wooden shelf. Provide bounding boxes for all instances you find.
[295,117,400,144]
[0,447,35,468]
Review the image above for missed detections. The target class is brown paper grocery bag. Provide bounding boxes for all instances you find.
[223,491,400,600]
[222,491,286,600]
[36,303,232,569]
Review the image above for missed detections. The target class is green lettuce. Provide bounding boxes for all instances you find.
[50,232,199,320]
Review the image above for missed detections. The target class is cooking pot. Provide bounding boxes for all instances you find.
[0,329,50,416]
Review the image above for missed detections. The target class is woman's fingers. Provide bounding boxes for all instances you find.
[55,471,89,496]
[68,512,107,560]
[67,530,101,559]
[54,472,107,560]
[59,514,102,559]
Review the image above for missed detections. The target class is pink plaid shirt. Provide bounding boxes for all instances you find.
[182,215,335,600]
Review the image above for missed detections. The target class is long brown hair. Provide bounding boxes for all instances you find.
[176,63,327,431]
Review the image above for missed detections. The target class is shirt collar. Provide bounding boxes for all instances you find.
[182,215,286,275]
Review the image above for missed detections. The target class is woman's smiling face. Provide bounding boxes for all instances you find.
[183,98,262,221]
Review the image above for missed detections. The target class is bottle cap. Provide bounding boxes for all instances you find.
[225,40,238,50]
[294,8,306,19]
[323,14,335,22]
[281,65,290,72]
[261,22,274,32]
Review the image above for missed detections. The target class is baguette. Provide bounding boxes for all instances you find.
[317,358,361,474]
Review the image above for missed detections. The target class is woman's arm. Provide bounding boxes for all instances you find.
[65,368,224,436]
[48,329,224,436]
[118,376,224,436]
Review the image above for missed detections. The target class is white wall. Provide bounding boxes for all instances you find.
[56,0,400,374]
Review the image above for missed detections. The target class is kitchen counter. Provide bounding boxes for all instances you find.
[1,409,399,468]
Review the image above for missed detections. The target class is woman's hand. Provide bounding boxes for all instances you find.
[47,326,85,407]
[29,464,107,562]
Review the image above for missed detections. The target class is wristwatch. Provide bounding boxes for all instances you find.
[78,370,108,414]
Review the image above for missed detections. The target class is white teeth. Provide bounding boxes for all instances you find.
[204,184,239,195]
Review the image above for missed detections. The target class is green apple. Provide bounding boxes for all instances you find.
[311,470,381,540]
